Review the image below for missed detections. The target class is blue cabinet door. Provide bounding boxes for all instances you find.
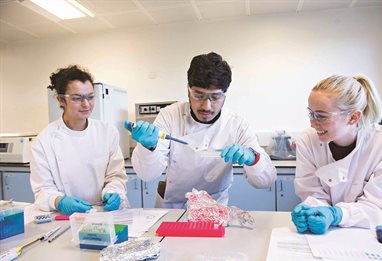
[142,175,165,208]
[276,175,301,211]
[3,172,34,203]
[228,174,276,211]
[126,174,142,208]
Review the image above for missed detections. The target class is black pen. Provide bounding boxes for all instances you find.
[48,226,71,243]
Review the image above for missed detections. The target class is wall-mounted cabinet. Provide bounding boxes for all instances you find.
[229,174,276,210]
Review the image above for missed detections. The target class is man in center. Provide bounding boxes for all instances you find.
[128,52,276,208]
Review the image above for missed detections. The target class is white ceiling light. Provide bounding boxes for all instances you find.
[29,0,94,20]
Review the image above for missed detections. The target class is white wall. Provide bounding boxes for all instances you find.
[1,7,381,143]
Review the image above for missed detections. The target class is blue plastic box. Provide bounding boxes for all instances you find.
[0,207,24,240]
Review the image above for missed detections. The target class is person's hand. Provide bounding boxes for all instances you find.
[103,193,121,211]
[56,196,92,215]
[124,120,159,148]
[305,206,343,234]
[291,204,311,233]
[220,144,255,165]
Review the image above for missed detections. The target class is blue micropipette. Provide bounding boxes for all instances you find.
[124,121,188,145]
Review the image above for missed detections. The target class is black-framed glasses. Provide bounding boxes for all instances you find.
[307,107,348,122]
[188,86,225,102]
[59,93,95,104]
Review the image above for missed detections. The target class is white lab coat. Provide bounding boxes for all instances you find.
[295,125,382,228]
[132,102,276,208]
[30,117,129,212]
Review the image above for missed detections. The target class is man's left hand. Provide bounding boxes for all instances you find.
[220,144,255,165]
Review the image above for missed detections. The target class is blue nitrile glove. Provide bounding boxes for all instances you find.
[57,196,92,215]
[306,206,343,234]
[124,120,159,149]
[220,144,255,165]
[103,193,121,211]
[291,204,311,233]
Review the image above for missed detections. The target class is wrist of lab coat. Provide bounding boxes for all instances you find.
[49,193,64,211]
[244,156,277,188]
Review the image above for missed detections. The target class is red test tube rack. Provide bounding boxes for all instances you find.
[156,222,225,237]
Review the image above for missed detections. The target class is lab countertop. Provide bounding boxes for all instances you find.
[0,205,293,261]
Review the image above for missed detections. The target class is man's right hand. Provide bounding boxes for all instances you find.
[129,120,159,148]
[56,196,92,215]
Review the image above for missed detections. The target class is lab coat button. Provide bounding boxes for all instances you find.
[328,178,332,182]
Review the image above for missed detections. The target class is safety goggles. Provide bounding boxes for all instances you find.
[307,107,348,122]
[188,86,225,102]
[59,93,95,104]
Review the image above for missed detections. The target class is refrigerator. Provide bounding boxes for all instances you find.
[47,82,130,159]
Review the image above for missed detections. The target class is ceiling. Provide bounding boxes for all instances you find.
[1,0,381,43]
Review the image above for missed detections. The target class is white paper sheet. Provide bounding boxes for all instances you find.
[108,208,168,237]
[266,227,322,261]
[306,227,382,260]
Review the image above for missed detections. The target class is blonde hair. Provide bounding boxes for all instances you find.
[312,75,382,129]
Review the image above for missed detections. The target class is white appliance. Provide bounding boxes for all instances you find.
[0,134,35,163]
[48,82,130,159]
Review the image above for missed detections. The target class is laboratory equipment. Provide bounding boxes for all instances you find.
[0,202,24,240]
[69,211,127,250]
[267,130,296,160]
[135,101,177,123]
[124,121,188,145]
[40,226,61,241]
[48,226,71,243]
[0,134,36,163]
[130,101,177,149]
[0,226,61,260]
[48,82,130,159]
[54,215,70,221]
[34,213,52,224]
[79,224,128,250]
[156,222,225,237]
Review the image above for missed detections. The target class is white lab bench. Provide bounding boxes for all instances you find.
[0,205,293,261]
[0,160,300,211]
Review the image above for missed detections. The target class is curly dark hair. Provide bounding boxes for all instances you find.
[47,65,94,94]
[187,52,232,92]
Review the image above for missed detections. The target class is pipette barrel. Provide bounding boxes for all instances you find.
[124,120,188,145]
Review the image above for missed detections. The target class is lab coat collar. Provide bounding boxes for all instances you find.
[316,128,368,188]
[57,116,91,137]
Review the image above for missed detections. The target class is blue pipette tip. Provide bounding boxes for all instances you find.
[166,135,188,145]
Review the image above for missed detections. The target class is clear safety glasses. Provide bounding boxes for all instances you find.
[59,93,95,104]
[188,86,225,102]
[307,107,348,122]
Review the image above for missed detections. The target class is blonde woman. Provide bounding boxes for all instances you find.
[292,75,382,234]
